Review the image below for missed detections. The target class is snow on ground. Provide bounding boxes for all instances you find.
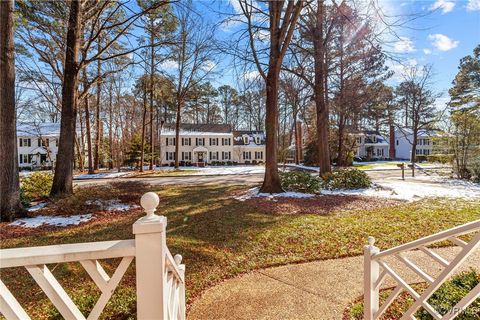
[85,199,139,211]
[10,214,93,228]
[323,176,480,201]
[27,202,47,212]
[74,172,132,180]
[234,187,315,201]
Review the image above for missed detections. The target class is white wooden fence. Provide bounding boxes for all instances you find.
[364,220,480,320]
[0,192,186,320]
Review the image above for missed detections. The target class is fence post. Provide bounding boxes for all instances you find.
[364,236,380,320]
[175,254,186,320]
[133,192,168,319]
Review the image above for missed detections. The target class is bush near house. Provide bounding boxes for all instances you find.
[280,171,321,193]
[20,171,53,202]
[323,168,371,190]
[427,154,454,164]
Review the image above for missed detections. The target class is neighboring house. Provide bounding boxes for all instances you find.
[160,124,265,165]
[353,130,390,160]
[392,128,444,160]
[17,123,61,169]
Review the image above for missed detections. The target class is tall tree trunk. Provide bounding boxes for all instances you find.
[149,29,155,170]
[313,0,331,176]
[260,65,283,193]
[140,88,147,172]
[85,95,94,174]
[0,0,23,220]
[78,97,85,172]
[82,63,94,174]
[174,99,182,169]
[108,82,114,169]
[94,43,101,171]
[51,0,81,196]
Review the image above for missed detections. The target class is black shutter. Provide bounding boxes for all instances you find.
[166,138,169,146]
[19,138,22,147]
[19,154,22,164]
[38,138,41,147]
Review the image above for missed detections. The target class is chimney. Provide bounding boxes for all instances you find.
[295,121,303,164]
[389,126,395,159]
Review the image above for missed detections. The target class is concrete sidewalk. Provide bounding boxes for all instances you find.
[188,247,480,320]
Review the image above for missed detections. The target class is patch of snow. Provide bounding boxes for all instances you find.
[234,187,315,201]
[74,172,131,180]
[324,176,480,201]
[27,202,47,212]
[283,164,320,172]
[10,214,93,228]
[85,199,139,211]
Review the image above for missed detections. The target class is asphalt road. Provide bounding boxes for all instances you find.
[74,173,265,187]
[73,168,414,188]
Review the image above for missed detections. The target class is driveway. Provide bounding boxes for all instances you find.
[188,247,480,320]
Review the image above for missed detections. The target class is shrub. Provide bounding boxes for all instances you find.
[280,171,321,193]
[415,155,427,162]
[416,270,480,320]
[252,160,257,165]
[226,161,232,166]
[245,160,251,165]
[427,154,454,164]
[322,168,371,190]
[21,171,53,201]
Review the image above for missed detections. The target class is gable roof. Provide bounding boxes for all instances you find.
[162,123,232,133]
[233,130,265,146]
[17,123,61,137]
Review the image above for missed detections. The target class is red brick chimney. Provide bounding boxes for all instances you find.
[295,121,303,164]
[389,125,395,159]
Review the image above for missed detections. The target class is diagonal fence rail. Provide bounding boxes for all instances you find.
[0,192,185,320]
[364,220,480,320]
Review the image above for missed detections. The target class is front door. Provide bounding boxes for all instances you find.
[198,152,204,162]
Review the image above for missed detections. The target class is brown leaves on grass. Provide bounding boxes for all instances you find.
[243,195,402,215]
[0,207,142,240]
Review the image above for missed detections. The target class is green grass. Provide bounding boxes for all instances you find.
[1,185,479,319]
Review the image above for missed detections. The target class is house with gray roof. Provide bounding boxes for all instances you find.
[160,124,265,165]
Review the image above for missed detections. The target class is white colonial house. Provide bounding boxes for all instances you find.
[17,123,62,169]
[160,124,265,165]
[353,130,390,160]
[393,128,443,160]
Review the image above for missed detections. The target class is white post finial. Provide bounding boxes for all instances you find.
[368,236,375,247]
[174,254,183,265]
[140,192,160,219]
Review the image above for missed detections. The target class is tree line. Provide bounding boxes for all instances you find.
[1,0,478,220]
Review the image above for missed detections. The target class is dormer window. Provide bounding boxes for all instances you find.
[243,136,249,145]
[254,136,261,144]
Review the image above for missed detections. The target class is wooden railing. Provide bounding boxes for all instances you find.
[0,192,185,320]
[364,220,480,320]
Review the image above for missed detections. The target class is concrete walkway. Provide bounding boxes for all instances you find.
[188,247,480,320]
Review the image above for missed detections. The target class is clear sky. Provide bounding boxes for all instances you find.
[383,0,480,107]
[187,0,480,109]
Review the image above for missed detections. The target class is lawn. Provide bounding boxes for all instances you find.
[1,184,479,319]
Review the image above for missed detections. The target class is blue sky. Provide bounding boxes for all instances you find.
[385,0,480,101]
[188,0,480,109]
